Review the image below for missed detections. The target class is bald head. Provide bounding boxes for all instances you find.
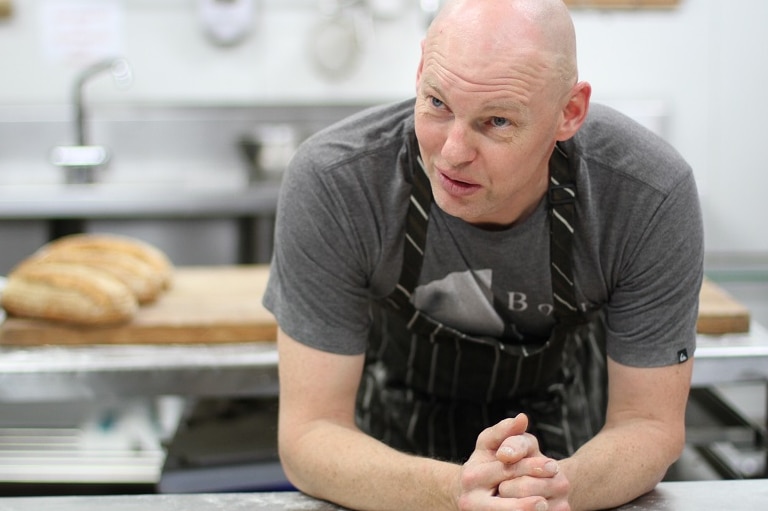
[426,0,578,95]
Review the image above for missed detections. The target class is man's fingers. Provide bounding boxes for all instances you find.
[498,475,556,501]
[461,455,558,494]
[475,413,529,452]
[496,431,543,464]
[497,468,570,501]
[504,457,560,478]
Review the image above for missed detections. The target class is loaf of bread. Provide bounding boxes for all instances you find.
[41,233,174,295]
[31,234,173,304]
[1,262,138,326]
[0,233,174,326]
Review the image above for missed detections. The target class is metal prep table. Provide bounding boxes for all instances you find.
[0,290,766,490]
[1,324,765,488]
[692,322,768,386]
[1,323,766,402]
[0,480,766,510]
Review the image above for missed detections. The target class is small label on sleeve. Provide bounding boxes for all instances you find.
[677,349,689,364]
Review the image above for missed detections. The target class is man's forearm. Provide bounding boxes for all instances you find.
[559,419,684,511]
[280,420,461,511]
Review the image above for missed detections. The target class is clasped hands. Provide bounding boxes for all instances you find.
[456,413,570,511]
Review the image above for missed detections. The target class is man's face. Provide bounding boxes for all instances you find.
[414,36,567,228]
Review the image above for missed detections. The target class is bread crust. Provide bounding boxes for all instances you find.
[27,246,165,304]
[1,262,138,325]
[43,233,174,292]
[1,233,173,326]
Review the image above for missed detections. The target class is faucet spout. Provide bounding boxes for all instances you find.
[53,57,133,184]
[73,57,133,146]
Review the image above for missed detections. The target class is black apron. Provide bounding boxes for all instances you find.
[355,133,607,462]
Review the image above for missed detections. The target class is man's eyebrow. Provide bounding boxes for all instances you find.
[421,77,442,95]
[421,77,526,115]
[480,101,527,115]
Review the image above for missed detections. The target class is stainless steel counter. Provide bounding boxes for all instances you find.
[0,343,279,402]
[0,183,281,218]
[693,321,768,386]
[1,323,766,402]
[0,480,766,510]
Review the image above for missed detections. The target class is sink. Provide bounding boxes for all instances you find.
[0,102,375,217]
[0,175,252,195]
[0,103,367,270]
[0,163,282,221]
[0,161,259,194]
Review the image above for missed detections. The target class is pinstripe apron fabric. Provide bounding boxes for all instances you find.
[355,134,607,462]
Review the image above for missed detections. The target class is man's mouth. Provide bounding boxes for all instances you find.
[437,171,481,197]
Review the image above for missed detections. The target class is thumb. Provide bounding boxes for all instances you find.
[507,413,529,435]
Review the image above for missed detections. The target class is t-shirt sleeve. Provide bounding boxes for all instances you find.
[262,140,375,356]
[603,169,704,368]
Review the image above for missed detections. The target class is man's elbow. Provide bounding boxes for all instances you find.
[665,417,688,464]
[277,430,316,495]
[278,450,305,493]
[650,419,687,488]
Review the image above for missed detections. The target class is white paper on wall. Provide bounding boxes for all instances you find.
[39,0,123,67]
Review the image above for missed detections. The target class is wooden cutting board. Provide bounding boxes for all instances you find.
[0,266,751,346]
[696,278,751,335]
[0,265,277,346]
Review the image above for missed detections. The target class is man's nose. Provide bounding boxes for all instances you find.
[441,122,477,166]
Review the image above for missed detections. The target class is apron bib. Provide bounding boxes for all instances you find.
[356,134,607,462]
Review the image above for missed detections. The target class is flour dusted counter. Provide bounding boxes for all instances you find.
[0,480,767,510]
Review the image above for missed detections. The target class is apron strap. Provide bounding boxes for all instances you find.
[547,143,581,324]
[387,132,433,311]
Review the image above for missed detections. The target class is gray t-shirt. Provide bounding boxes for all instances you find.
[264,99,703,368]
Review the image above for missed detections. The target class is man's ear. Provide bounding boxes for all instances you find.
[556,81,591,141]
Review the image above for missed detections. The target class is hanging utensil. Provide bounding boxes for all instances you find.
[308,0,366,80]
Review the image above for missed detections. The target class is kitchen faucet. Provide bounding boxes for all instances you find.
[51,57,133,184]
[74,57,132,146]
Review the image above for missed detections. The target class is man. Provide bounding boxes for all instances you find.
[264,0,703,509]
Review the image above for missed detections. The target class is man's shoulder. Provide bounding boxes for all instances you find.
[574,103,693,192]
[579,103,685,163]
[298,98,416,170]
[281,99,415,233]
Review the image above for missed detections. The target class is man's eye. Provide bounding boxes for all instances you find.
[490,116,510,128]
[429,96,445,108]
